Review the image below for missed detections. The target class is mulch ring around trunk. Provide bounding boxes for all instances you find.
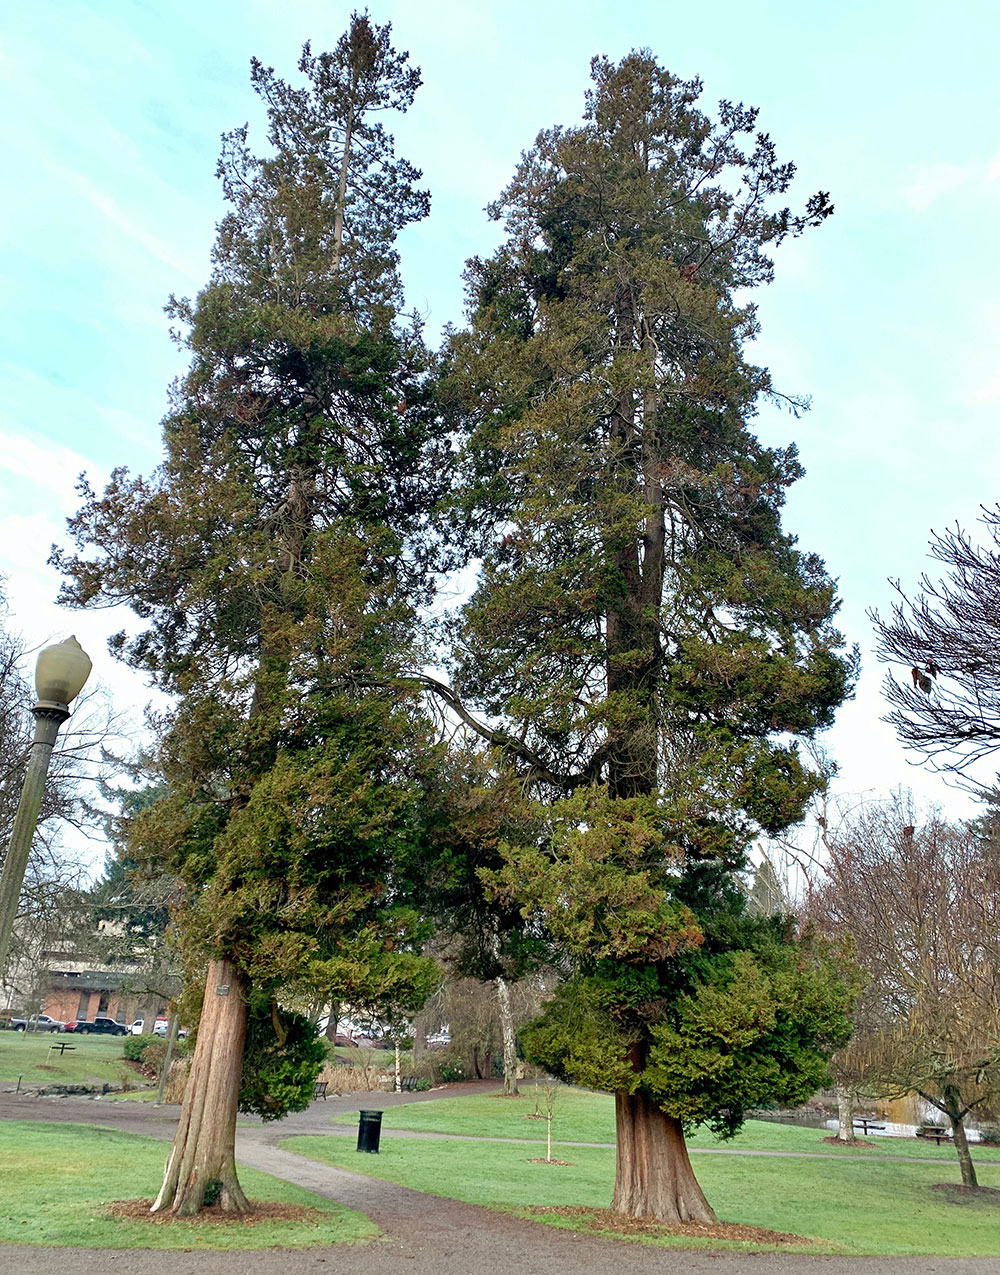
[930,1184,1000,1206]
[526,1157,574,1166]
[107,1199,331,1227]
[525,1206,815,1247]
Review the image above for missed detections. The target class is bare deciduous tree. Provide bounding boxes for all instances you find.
[809,794,1000,1187]
[871,510,1000,789]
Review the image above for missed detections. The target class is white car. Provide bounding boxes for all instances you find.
[128,1017,170,1036]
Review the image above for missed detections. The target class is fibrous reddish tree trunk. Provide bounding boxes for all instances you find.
[611,1090,716,1222]
[151,957,251,1215]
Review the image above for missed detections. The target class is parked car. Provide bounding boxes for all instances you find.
[9,1014,65,1033]
[63,1016,127,1036]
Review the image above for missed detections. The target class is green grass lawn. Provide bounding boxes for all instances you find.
[0,1032,130,1087]
[330,1084,1000,1166]
[283,1130,1000,1257]
[0,1121,377,1250]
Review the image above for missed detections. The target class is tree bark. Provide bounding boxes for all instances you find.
[324,1001,339,1042]
[611,1090,716,1222]
[151,958,251,1215]
[949,1112,979,1188]
[836,1086,857,1142]
[496,973,519,1095]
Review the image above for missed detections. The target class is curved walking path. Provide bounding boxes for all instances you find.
[3,1088,1000,1274]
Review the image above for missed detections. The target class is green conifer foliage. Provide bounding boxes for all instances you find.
[55,14,442,1215]
[447,51,857,1222]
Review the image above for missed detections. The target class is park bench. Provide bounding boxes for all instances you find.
[400,1075,419,1092]
[917,1125,950,1145]
[313,1080,328,1100]
[853,1116,885,1136]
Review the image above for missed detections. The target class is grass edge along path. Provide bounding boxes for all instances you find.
[325,1084,1000,1166]
[0,1121,378,1250]
[282,1132,1000,1257]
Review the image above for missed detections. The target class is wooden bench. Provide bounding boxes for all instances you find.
[400,1075,419,1092]
[313,1080,328,1101]
[917,1125,949,1145]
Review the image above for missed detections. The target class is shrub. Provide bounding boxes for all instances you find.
[115,1063,137,1092]
[142,1040,168,1076]
[122,1033,159,1062]
[238,1005,327,1121]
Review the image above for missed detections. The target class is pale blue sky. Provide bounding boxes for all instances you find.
[2,0,999,860]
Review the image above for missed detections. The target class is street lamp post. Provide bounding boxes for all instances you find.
[0,636,92,976]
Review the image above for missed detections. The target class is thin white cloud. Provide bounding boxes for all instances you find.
[40,158,201,283]
[0,422,93,499]
[903,153,1000,211]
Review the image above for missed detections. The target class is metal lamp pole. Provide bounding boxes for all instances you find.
[0,636,92,977]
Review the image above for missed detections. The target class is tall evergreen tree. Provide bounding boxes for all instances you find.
[55,15,443,1215]
[443,52,857,1222]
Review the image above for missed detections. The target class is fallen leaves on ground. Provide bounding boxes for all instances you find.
[525,1205,816,1246]
[107,1199,330,1227]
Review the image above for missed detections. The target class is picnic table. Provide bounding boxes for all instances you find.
[47,1042,76,1057]
[917,1125,950,1145]
[853,1116,886,1135]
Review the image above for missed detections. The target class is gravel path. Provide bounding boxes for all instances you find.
[3,1089,1000,1274]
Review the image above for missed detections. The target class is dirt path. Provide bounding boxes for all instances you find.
[3,1089,1000,1274]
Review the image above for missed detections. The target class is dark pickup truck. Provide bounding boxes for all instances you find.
[64,1016,127,1036]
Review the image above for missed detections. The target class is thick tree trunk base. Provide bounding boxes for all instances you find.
[836,1087,857,1143]
[611,1090,716,1223]
[496,974,519,1096]
[151,958,252,1216]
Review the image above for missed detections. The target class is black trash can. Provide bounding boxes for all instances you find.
[357,1108,383,1153]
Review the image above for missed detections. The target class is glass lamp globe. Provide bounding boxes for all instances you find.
[35,636,93,706]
